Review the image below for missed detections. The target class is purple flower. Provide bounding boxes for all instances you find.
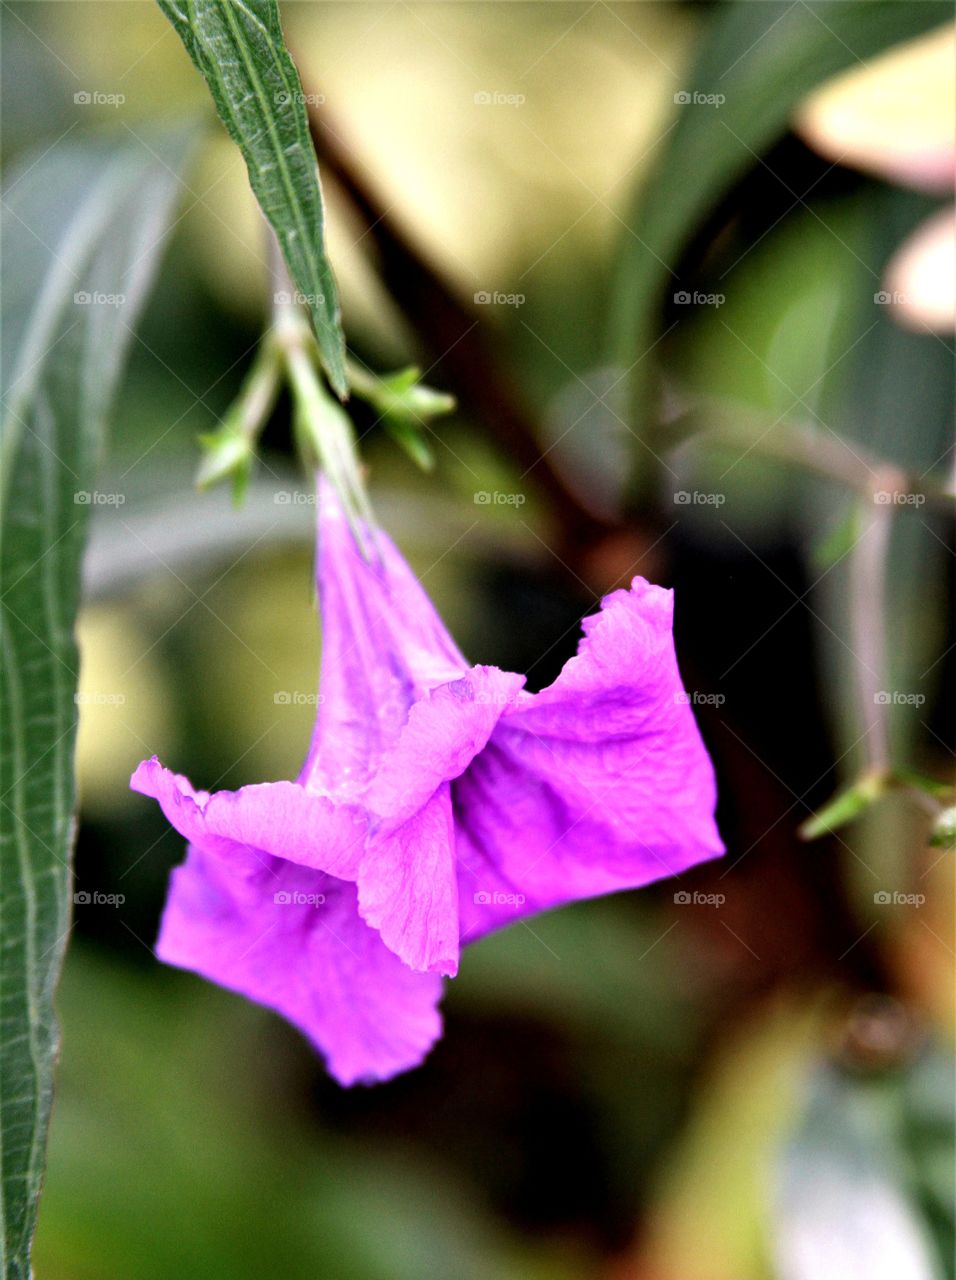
[132,484,721,1084]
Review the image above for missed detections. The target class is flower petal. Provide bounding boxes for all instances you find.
[366,667,526,826]
[355,666,524,975]
[131,757,367,879]
[300,480,468,796]
[360,784,459,977]
[156,845,443,1086]
[454,577,723,942]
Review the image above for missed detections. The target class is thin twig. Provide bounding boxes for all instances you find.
[849,492,892,773]
[667,396,955,508]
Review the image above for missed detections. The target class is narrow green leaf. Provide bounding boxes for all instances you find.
[0,130,190,1278]
[799,770,889,840]
[895,770,953,803]
[347,362,455,472]
[608,0,947,434]
[383,418,436,473]
[158,0,347,397]
[800,765,954,841]
[195,335,282,500]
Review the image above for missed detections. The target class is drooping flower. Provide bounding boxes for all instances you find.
[132,481,722,1084]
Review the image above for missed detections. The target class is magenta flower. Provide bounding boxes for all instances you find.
[131,484,722,1084]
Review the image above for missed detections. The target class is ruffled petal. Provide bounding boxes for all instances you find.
[131,757,367,879]
[454,577,723,943]
[365,667,526,826]
[355,666,524,975]
[300,480,468,796]
[360,784,459,976]
[502,576,683,738]
[156,845,443,1086]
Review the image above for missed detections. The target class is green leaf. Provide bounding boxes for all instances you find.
[800,768,954,841]
[347,362,455,472]
[158,0,347,397]
[196,336,283,501]
[0,130,190,1278]
[799,770,889,839]
[608,0,947,434]
[381,419,436,473]
[895,770,953,803]
[196,427,255,500]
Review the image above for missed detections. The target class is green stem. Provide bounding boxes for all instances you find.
[274,298,375,552]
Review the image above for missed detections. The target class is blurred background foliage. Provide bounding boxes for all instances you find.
[1,1,953,1276]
